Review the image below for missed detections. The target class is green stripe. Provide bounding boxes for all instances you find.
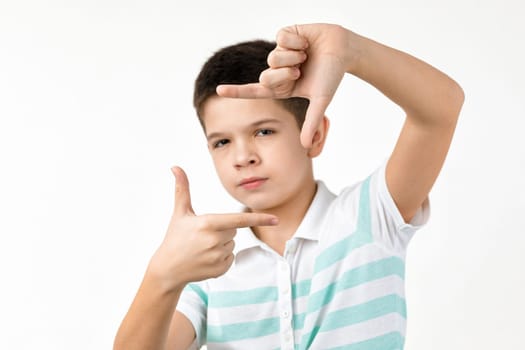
[186,284,208,306]
[307,257,405,313]
[207,279,311,309]
[314,176,373,274]
[313,229,372,273]
[209,286,277,308]
[293,312,306,330]
[319,294,406,330]
[207,317,279,343]
[292,279,311,299]
[357,176,372,237]
[300,294,406,349]
[326,331,404,350]
[207,312,306,344]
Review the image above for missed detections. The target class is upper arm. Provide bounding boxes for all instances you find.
[165,311,197,350]
[386,114,459,223]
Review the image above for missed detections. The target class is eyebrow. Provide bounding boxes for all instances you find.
[206,118,282,141]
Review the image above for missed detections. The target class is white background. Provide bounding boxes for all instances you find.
[1,0,524,349]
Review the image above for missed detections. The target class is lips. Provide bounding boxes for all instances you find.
[238,177,268,190]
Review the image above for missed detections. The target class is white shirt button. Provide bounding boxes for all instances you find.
[282,285,290,294]
[282,310,290,318]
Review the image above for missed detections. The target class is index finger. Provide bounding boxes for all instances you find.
[203,212,279,231]
[216,83,274,99]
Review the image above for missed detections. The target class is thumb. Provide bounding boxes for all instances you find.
[300,97,330,148]
[171,166,195,216]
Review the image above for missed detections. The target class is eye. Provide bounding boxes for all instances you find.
[255,129,274,136]
[213,139,230,148]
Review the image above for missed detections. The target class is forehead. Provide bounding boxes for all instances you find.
[201,96,297,133]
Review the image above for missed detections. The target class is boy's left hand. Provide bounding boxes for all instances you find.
[217,23,353,148]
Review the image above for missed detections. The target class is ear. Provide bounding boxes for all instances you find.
[307,116,330,158]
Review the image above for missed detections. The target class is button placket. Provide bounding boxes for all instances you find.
[277,258,294,348]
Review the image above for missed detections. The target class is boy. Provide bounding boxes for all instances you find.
[114,23,464,349]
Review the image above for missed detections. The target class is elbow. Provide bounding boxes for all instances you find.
[113,338,123,350]
[446,80,465,125]
[431,80,464,129]
[408,79,465,129]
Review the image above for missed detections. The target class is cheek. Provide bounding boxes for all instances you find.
[211,155,232,182]
[280,143,309,163]
[289,149,312,175]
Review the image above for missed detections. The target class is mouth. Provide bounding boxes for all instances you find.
[238,177,268,190]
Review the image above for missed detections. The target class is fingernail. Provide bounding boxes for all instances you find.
[270,217,279,225]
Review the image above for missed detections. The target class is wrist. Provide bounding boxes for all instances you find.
[146,253,188,294]
[343,28,366,75]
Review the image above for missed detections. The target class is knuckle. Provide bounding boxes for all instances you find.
[195,217,211,231]
[204,251,219,266]
[210,255,234,278]
[266,52,274,67]
[276,28,290,45]
[267,51,279,67]
[224,254,234,269]
[215,253,226,264]
[204,235,220,249]
[210,268,225,279]
[234,216,248,228]
[209,251,222,264]
[297,50,307,62]
[288,67,299,78]
[175,183,183,195]
[259,70,271,87]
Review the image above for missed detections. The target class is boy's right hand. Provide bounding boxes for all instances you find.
[148,166,278,292]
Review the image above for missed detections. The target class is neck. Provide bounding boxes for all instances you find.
[251,180,317,255]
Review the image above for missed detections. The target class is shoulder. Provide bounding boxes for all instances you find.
[323,161,431,251]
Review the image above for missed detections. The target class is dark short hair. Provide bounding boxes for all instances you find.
[193,40,309,130]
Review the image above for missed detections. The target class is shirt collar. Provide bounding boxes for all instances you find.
[233,180,335,254]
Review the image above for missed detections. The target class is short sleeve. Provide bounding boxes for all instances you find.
[175,282,208,348]
[370,160,431,253]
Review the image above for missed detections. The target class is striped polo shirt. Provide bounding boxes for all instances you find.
[176,162,430,349]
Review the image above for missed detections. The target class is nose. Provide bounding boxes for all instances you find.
[233,140,260,169]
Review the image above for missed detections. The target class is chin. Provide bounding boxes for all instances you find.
[243,202,273,212]
[235,194,283,212]
[237,199,270,211]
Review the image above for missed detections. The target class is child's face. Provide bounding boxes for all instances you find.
[202,96,315,211]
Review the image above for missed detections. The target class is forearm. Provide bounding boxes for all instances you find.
[346,31,464,126]
[113,262,185,350]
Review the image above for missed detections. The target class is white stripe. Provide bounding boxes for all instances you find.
[207,301,279,324]
[318,275,405,312]
[206,331,280,350]
[309,313,407,349]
